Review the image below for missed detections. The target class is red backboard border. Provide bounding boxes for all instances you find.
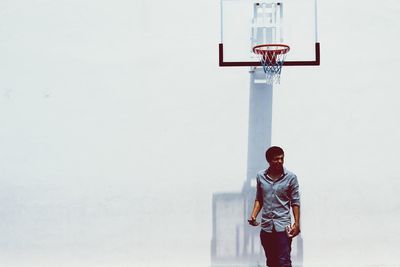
[219,42,320,67]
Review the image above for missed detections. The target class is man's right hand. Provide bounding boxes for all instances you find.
[247,217,260,226]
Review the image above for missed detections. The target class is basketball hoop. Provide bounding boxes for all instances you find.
[252,44,290,84]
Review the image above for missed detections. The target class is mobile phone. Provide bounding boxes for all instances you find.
[247,219,260,226]
[286,225,293,237]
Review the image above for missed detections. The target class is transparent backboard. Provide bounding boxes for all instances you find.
[219,0,319,66]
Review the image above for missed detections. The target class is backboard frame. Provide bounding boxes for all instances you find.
[219,42,320,66]
[219,0,320,67]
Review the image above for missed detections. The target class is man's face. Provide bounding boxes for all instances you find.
[268,154,284,171]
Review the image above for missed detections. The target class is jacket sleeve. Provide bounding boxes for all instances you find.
[289,175,300,207]
[255,174,263,203]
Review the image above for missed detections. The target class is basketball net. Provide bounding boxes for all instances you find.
[253,44,290,84]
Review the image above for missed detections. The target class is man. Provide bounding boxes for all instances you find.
[248,146,301,267]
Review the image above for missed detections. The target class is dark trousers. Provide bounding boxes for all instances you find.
[260,229,292,267]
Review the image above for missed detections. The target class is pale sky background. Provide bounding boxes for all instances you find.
[1,0,400,267]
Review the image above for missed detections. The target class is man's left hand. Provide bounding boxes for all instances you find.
[289,223,300,237]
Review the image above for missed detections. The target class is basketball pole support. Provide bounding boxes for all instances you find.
[240,3,304,266]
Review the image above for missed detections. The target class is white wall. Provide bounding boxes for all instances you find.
[1,0,400,266]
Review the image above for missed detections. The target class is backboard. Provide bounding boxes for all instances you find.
[219,0,320,67]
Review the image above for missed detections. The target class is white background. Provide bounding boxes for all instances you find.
[1,0,400,266]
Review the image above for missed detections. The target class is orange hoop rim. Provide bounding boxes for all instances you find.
[252,44,290,57]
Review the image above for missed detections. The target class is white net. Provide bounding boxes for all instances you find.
[253,45,290,84]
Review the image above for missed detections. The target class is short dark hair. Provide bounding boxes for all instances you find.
[265,146,284,162]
